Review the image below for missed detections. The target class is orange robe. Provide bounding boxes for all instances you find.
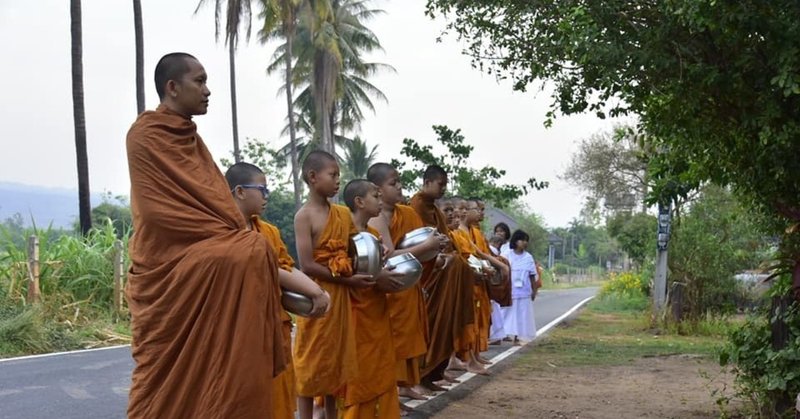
[387,205,429,387]
[469,227,492,353]
[450,230,480,355]
[409,193,474,377]
[253,217,297,419]
[126,105,285,419]
[340,226,400,419]
[293,204,358,397]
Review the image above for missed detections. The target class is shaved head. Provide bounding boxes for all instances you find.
[343,179,375,211]
[366,162,396,186]
[154,52,197,100]
[302,150,337,183]
[224,162,264,190]
[423,165,447,183]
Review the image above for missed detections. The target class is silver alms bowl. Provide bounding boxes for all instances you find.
[350,232,383,276]
[384,253,423,292]
[281,290,314,317]
[397,226,439,262]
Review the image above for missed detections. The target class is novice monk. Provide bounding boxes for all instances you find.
[293,151,375,419]
[462,198,509,365]
[445,197,488,376]
[409,166,475,392]
[366,163,445,404]
[126,53,285,418]
[225,162,331,419]
[340,179,406,418]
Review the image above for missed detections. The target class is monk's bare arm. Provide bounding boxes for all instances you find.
[368,216,396,254]
[278,268,330,316]
[294,208,338,282]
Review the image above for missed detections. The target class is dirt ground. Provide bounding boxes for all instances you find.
[432,354,738,419]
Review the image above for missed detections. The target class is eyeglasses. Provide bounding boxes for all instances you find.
[234,184,270,199]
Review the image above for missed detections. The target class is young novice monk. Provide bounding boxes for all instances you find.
[293,151,375,419]
[225,162,330,419]
[366,163,445,405]
[340,179,406,418]
[442,197,487,377]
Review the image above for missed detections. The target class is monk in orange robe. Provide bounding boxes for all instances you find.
[446,197,489,376]
[126,53,285,419]
[339,179,406,418]
[409,165,475,391]
[225,162,331,419]
[293,151,376,419]
[367,163,445,405]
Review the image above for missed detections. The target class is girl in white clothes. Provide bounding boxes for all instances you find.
[493,222,512,255]
[502,229,537,344]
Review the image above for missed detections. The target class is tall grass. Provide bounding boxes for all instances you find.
[0,219,130,356]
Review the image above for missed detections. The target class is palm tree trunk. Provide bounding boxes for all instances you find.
[71,0,92,235]
[314,50,337,154]
[229,41,241,163]
[133,0,145,114]
[284,25,302,210]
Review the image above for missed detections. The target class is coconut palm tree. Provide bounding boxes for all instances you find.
[195,0,254,163]
[266,0,392,154]
[71,0,91,235]
[259,0,303,209]
[133,0,145,114]
[340,136,378,184]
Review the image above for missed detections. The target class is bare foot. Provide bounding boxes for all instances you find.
[467,360,491,376]
[443,372,461,383]
[421,379,449,392]
[412,384,434,397]
[447,356,467,371]
[475,354,492,365]
[434,379,454,388]
[399,403,414,412]
[399,387,427,400]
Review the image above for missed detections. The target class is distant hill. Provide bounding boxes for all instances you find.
[0,182,107,229]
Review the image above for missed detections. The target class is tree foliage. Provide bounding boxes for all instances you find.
[563,125,649,214]
[425,0,800,280]
[391,125,548,209]
[607,212,656,269]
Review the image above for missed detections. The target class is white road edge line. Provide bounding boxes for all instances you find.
[404,295,595,409]
[0,344,130,363]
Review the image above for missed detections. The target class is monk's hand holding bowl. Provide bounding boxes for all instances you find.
[309,289,331,317]
[374,265,406,293]
[344,273,376,289]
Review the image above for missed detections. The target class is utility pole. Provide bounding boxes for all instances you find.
[654,202,672,311]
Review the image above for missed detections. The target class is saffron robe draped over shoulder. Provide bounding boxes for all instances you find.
[409,193,474,376]
[293,204,358,397]
[126,105,285,419]
[253,217,297,419]
[467,227,492,353]
[340,226,400,418]
[387,204,429,386]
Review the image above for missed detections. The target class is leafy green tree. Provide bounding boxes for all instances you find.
[391,125,548,208]
[563,126,649,215]
[425,0,800,295]
[669,185,769,318]
[607,212,656,269]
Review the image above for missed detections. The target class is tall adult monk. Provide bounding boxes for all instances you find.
[125,53,286,419]
[367,163,446,405]
[409,165,475,391]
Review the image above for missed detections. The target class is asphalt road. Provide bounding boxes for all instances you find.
[0,287,598,419]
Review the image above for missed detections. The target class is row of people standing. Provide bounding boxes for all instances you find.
[124,52,539,419]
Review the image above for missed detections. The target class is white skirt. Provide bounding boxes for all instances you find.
[502,297,536,340]
[489,300,506,341]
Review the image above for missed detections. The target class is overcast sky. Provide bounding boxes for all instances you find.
[0,0,624,228]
